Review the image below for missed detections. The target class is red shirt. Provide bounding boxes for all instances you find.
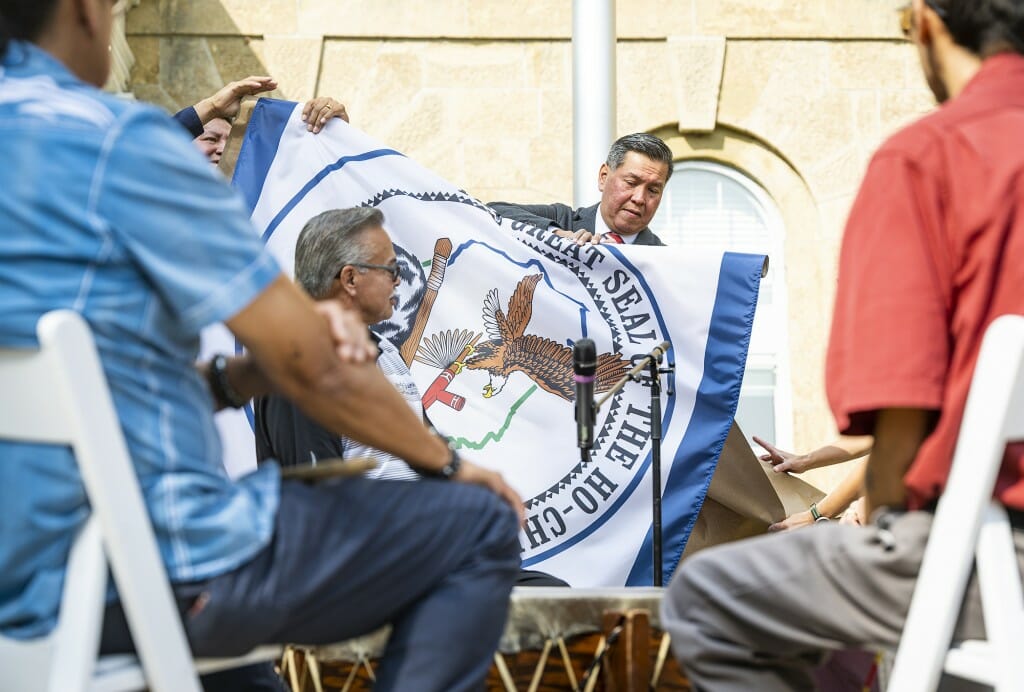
[826,53,1024,511]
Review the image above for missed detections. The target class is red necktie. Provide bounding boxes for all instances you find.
[606,232,624,244]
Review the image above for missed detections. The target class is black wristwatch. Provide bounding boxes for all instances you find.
[810,502,830,522]
[208,354,247,409]
[432,440,460,479]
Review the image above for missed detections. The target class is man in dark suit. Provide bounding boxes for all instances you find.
[490,132,673,246]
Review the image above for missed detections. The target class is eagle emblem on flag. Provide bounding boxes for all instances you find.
[465,273,629,401]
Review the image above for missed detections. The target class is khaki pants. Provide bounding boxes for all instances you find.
[660,510,1024,692]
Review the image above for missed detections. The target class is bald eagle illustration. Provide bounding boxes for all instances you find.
[464,273,629,401]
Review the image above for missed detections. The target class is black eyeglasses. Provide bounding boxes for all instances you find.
[349,262,401,281]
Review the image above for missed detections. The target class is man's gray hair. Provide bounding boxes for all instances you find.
[294,207,384,299]
[606,133,674,182]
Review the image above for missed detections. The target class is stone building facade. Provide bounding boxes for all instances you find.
[122,1,936,492]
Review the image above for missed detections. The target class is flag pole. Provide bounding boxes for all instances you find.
[572,0,616,208]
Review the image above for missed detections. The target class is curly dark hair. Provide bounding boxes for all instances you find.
[928,0,1024,56]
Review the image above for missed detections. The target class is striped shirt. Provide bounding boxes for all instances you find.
[339,337,421,481]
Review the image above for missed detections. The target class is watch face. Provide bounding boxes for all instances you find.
[444,457,460,478]
[442,451,461,478]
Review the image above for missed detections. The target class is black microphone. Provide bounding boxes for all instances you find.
[573,338,597,450]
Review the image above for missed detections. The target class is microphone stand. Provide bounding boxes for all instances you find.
[594,342,674,586]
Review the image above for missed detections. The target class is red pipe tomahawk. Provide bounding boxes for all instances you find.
[417,331,481,411]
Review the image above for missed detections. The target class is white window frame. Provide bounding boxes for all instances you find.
[653,160,793,450]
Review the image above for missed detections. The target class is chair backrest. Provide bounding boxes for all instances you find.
[888,314,1024,692]
[0,310,201,692]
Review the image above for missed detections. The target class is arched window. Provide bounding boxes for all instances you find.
[649,161,793,449]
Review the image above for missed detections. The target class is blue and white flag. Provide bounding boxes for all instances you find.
[215,98,764,587]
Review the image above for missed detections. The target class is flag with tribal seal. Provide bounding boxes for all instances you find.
[206,98,766,586]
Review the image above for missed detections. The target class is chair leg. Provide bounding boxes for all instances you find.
[975,504,1024,691]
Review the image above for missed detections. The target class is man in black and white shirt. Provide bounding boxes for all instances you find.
[255,207,568,587]
[255,207,420,480]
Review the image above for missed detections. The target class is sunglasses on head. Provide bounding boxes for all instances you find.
[899,1,946,39]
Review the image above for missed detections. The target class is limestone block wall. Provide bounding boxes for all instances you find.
[126,1,937,492]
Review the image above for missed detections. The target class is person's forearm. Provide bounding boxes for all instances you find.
[191,98,218,127]
[198,355,274,412]
[863,409,933,517]
[832,434,874,459]
[286,358,451,472]
[816,458,867,518]
[229,276,451,473]
[804,436,873,470]
[227,354,273,401]
[250,331,451,472]
[215,348,452,473]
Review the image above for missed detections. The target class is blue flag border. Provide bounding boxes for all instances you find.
[625,251,762,585]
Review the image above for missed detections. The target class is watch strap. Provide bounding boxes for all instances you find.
[810,502,829,522]
[209,354,247,409]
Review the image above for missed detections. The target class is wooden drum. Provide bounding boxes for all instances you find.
[279,587,691,691]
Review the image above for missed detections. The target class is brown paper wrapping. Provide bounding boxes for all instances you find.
[680,421,825,561]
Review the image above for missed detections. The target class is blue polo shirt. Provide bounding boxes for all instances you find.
[0,42,282,638]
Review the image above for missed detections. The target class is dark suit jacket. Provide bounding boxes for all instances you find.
[172,106,203,139]
[488,201,666,246]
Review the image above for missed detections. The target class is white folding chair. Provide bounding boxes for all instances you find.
[888,314,1024,692]
[0,310,280,691]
